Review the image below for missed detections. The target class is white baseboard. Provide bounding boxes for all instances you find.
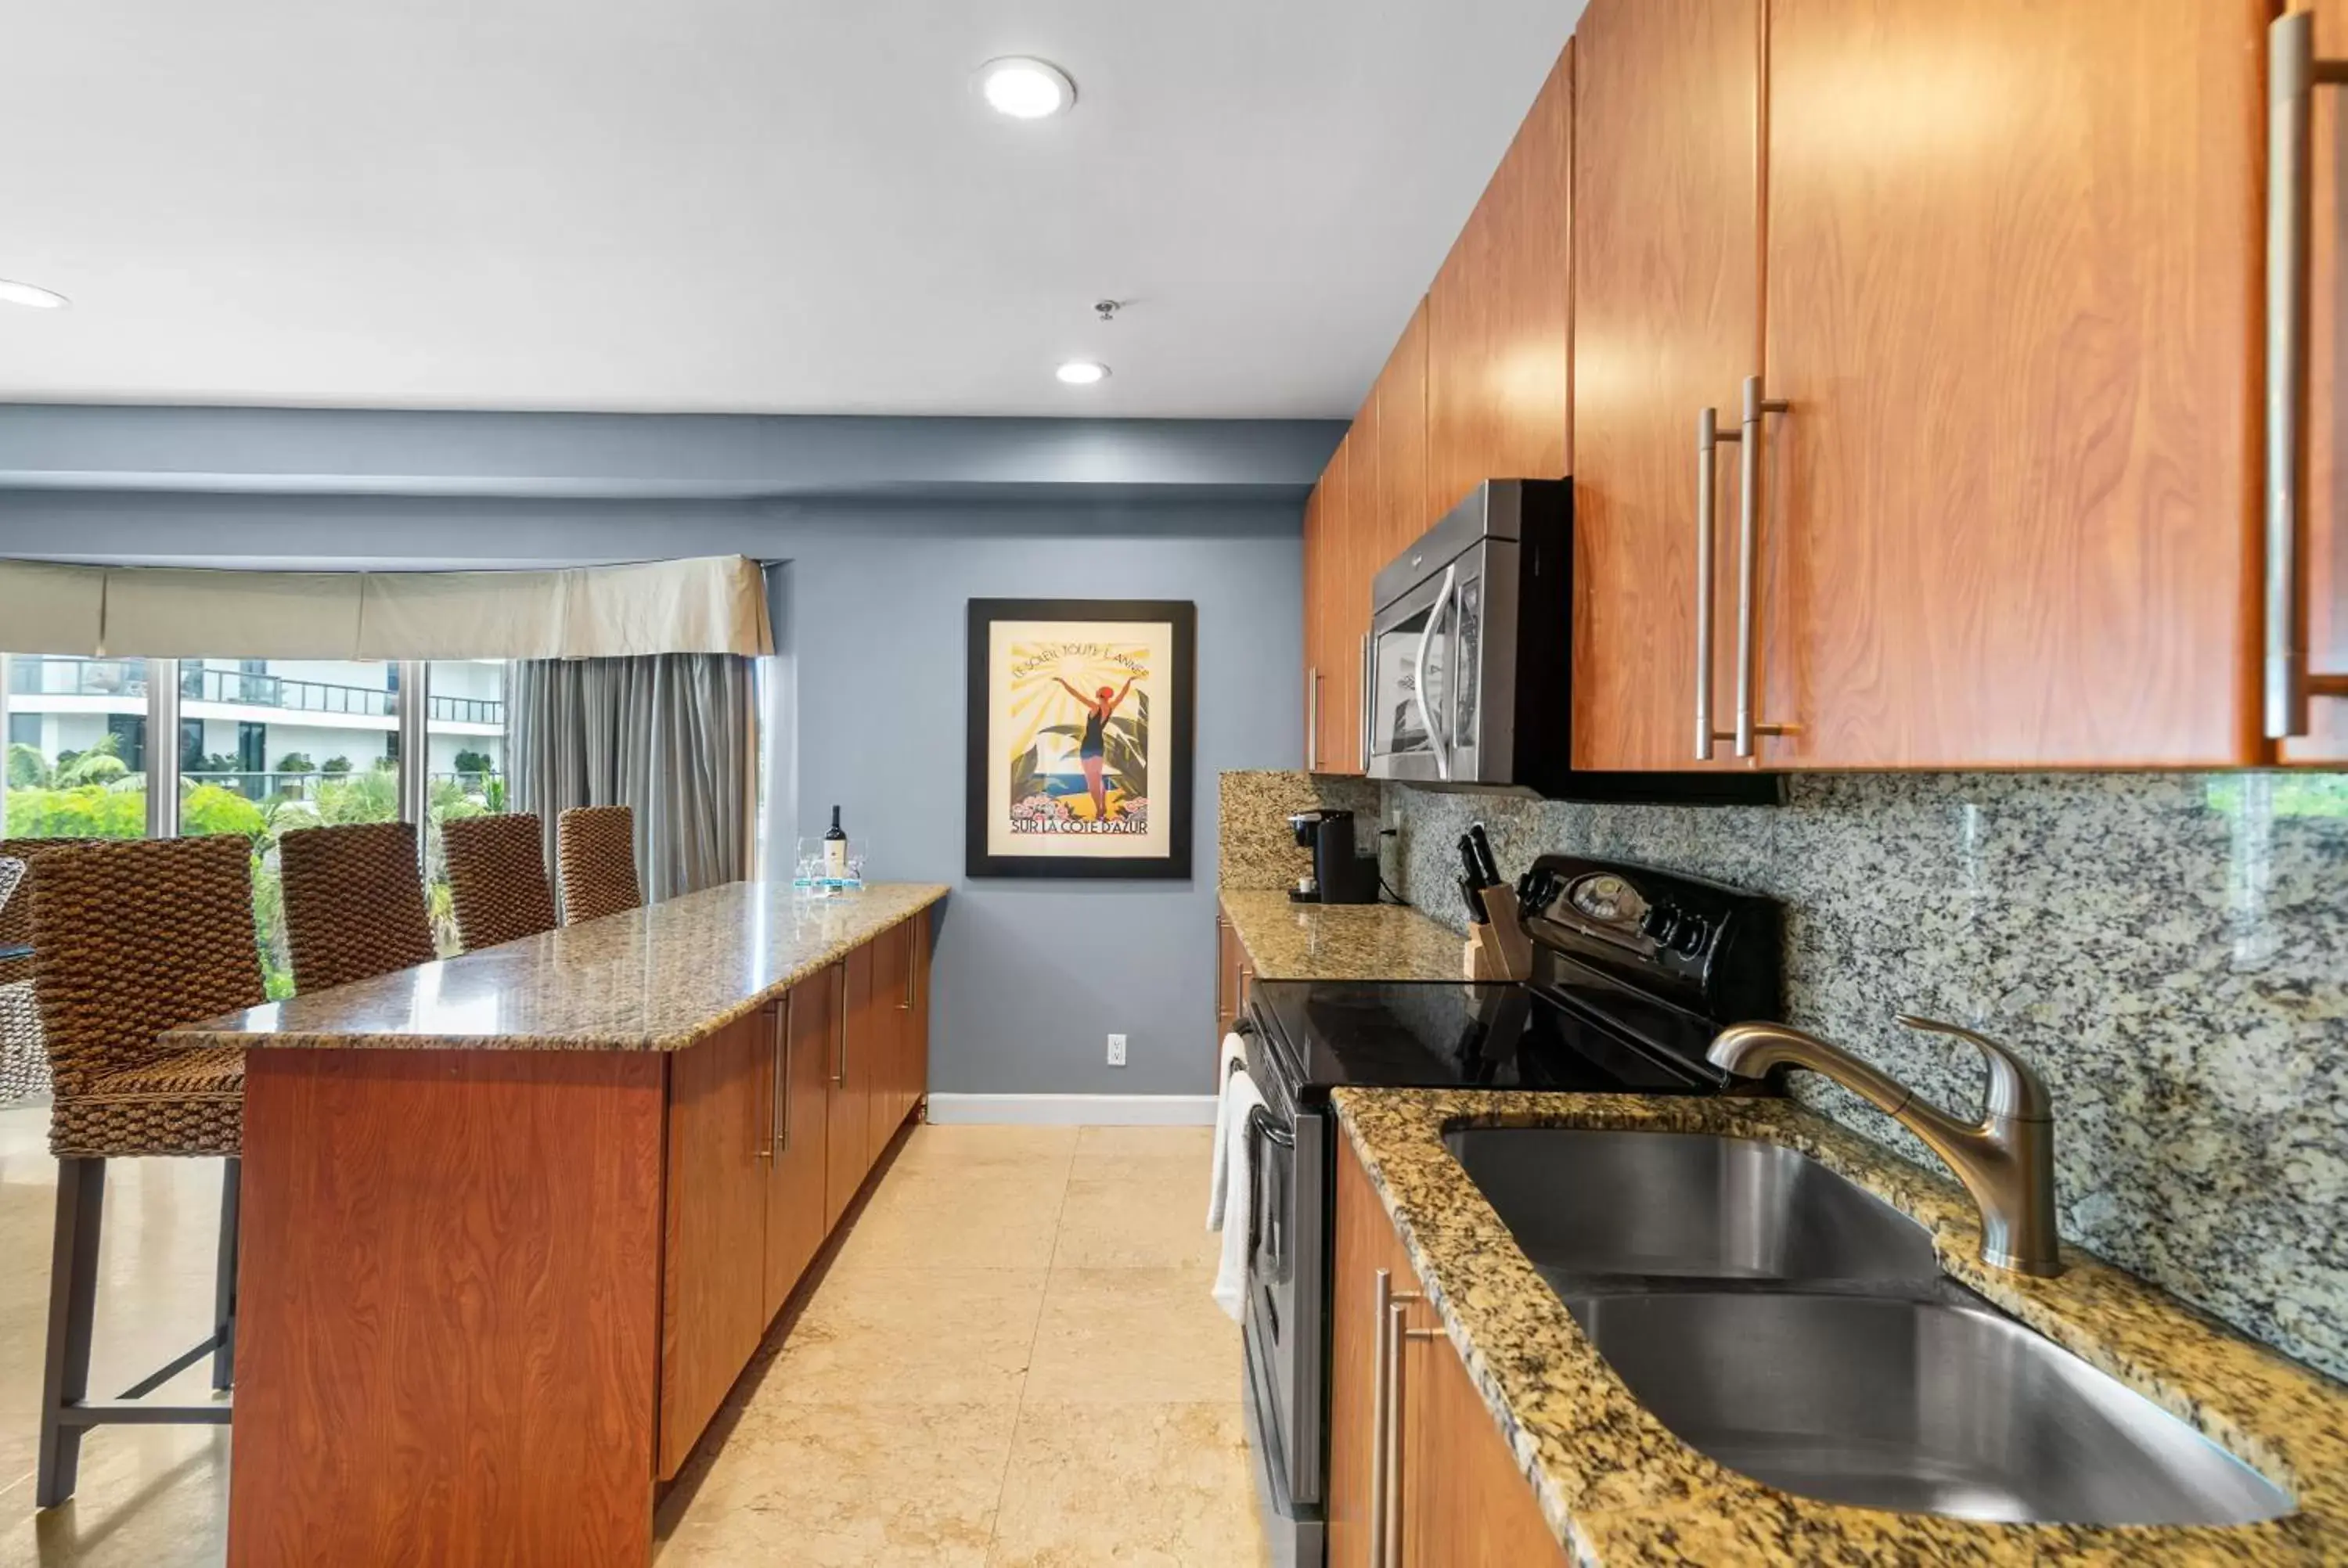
[923,1093,1219,1127]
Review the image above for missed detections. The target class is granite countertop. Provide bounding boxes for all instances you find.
[1218,889,1462,983]
[169,881,948,1053]
[1331,1088,2348,1565]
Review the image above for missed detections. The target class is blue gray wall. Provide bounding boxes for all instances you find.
[0,486,1306,1099]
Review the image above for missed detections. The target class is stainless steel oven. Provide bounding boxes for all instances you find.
[1366,480,1778,804]
[1237,1013,1327,1568]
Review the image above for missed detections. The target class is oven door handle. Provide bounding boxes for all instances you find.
[1412,563,1457,782]
[1245,1104,1296,1151]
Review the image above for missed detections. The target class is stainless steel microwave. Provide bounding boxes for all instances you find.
[1365,480,1776,804]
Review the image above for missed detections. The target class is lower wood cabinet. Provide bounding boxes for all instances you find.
[764,973,836,1319]
[657,915,935,1480]
[658,1009,772,1478]
[1331,1136,1569,1567]
[1214,912,1252,1048]
[825,941,874,1228]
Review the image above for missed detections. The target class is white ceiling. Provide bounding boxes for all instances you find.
[0,1,1583,419]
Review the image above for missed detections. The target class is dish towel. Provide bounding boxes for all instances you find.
[1205,1031,1250,1230]
[1210,1066,1266,1322]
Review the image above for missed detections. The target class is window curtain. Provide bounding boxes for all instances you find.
[509,654,757,906]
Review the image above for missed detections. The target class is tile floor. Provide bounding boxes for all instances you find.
[0,1106,1266,1567]
[654,1123,1267,1567]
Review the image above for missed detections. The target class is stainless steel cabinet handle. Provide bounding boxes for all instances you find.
[2267,13,2348,739]
[1412,566,1457,782]
[1734,375,1792,759]
[1696,382,1793,761]
[769,996,791,1156]
[1694,407,1735,760]
[1306,666,1321,771]
[834,959,849,1087]
[1369,1270,1424,1568]
[1359,631,1373,772]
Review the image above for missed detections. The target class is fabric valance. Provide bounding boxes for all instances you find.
[0,560,108,655]
[0,556,771,660]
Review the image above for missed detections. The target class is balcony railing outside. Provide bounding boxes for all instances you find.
[9,656,502,726]
[179,768,502,802]
[7,656,149,699]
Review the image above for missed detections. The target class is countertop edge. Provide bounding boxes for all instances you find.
[164,883,949,1055]
[1217,888,1464,984]
[1330,1086,2343,1566]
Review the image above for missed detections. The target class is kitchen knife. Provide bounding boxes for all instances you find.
[1459,875,1489,924]
[1468,822,1502,889]
[1458,834,1487,890]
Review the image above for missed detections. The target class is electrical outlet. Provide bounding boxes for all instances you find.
[1107,1033,1128,1066]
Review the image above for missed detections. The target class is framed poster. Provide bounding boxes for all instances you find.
[966,599,1196,879]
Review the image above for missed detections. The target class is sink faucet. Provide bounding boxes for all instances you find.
[1707,1014,2063,1278]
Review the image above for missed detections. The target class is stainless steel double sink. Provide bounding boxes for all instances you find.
[1445,1127,2294,1528]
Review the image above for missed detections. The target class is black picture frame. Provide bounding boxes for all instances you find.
[966,598,1196,880]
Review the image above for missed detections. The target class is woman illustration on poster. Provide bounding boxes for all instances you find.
[1053,674,1137,823]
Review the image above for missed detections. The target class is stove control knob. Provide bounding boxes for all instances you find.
[1668,915,1709,956]
[1640,903,1680,947]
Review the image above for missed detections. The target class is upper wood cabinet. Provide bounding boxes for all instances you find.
[1755,0,2264,768]
[1303,431,1367,775]
[1427,44,1574,521]
[1572,0,2268,771]
[2287,0,2348,764]
[1372,300,1432,563]
[1569,0,1764,774]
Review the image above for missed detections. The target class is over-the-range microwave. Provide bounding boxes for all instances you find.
[1363,480,1776,803]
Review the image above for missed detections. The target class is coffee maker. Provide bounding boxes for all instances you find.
[1287,809,1382,904]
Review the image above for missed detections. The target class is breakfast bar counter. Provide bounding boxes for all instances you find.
[173,880,946,1568]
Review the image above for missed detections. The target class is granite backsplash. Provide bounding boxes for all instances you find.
[1218,769,1383,893]
[1265,770,2347,1383]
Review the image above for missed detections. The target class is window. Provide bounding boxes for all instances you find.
[2,654,151,840]
[423,660,510,955]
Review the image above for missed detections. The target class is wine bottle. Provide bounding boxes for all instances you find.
[823,804,849,880]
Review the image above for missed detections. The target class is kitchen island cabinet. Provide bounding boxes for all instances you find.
[176,882,944,1568]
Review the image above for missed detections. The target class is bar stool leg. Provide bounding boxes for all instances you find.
[37,1157,106,1509]
[211,1158,240,1390]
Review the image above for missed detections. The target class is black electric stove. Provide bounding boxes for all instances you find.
[1236,855,1784,1568]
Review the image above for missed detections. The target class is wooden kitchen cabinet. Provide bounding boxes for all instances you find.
[2285,0,2348,763]
[1331,1137,1568,1568]
[1426,44,1572,521]
[1572,0,2267,770]
[1756,0,2265,768]
[867,918,908,1160]
[824,943,874,1228]
[1373,300,1433,559]
[764,973,834,1320]
[1569,0,1763,773]
[1214,911,1253,1048]
[1304,431,1367,775]
[659,1009,772,1478]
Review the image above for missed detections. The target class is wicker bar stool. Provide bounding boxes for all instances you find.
[279,821,438,992]
[0,840,95,1105]
[441,812,559,952]
[0,857,38,1104]
[556,805,643,924]
[34,833,264,1506]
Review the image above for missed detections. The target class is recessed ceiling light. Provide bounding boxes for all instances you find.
[978,57,1076,120]
[0,279,68,311]
[1056,360,1109,387]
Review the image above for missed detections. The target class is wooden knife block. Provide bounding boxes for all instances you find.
[1463,886,1534,982]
